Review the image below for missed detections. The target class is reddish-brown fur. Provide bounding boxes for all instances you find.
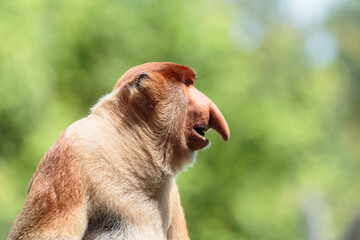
[8,62,229,240]
[10,134,87,239]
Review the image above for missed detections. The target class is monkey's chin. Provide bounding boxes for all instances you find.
[186,129,210,151]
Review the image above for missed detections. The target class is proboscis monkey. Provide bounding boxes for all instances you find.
[8,62,230,240]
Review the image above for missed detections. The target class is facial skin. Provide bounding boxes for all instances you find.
[8,62,229,240]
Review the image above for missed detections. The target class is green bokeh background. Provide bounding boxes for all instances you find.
[1,0,360,239]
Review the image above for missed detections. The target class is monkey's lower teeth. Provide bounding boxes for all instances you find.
[194,127,205,136]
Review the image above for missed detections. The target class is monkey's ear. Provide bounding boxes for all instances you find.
[135,72,149,88]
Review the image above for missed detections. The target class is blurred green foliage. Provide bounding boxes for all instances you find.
[1,0,360,239]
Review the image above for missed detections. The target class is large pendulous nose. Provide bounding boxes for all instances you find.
[209,101,230,141]
[190,86,230,141]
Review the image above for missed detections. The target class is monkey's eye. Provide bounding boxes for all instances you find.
[184,80,190,86]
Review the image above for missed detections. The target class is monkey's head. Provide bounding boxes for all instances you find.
[109,62,229,168]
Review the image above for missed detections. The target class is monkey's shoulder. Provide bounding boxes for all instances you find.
[27,131,85,198]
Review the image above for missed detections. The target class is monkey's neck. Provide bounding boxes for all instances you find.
[86,111,177,188]
[92,98,193,175]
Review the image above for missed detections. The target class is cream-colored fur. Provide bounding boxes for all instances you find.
[8,62,229,240]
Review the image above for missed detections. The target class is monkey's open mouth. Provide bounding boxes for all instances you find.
[193,125,210,138]
[187,124,211,151]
